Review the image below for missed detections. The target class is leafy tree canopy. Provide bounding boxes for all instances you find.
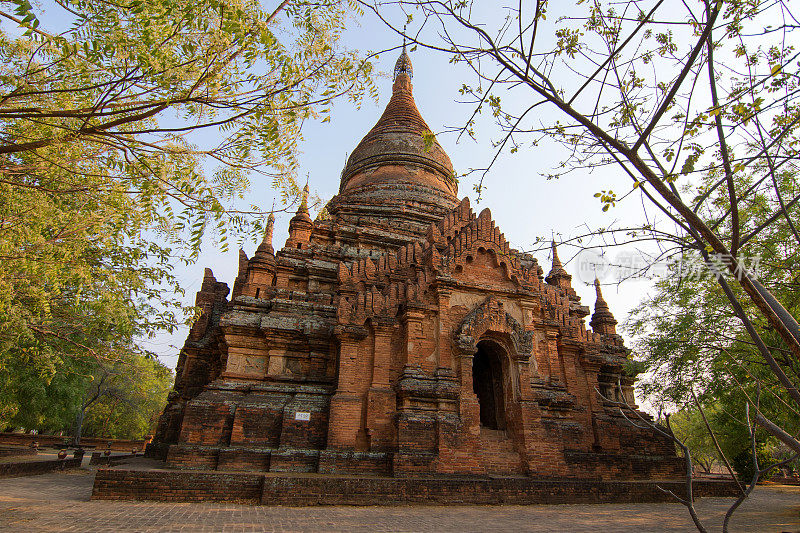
[628,168,800,477]
[3,347,172,440]
[0,0,374,429]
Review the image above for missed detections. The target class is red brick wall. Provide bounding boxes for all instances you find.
[92,469,264,503]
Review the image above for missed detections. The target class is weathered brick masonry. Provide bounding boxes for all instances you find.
[148,48,684,482]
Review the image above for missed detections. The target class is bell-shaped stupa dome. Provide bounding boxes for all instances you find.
[329,46,459,241]
[340,48,455,188]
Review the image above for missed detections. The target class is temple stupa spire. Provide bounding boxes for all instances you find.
[590,278,618,336]
[325,44,458,239]
[545,240,572,290]
[255,211,275,257]
[298,182,309,215]
[337,45,455,191]
[288,181,313,246]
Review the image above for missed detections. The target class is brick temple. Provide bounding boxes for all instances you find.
[149,49,681,480]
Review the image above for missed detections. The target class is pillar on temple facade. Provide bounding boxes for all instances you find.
[327,325,368,449]
[365,318,397,450]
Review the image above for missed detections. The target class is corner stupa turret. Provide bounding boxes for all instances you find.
[545,241,573,291]
[590,278,618,336]
[255,212,276,257]
[287,183,313,248]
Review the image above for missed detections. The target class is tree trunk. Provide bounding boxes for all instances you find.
[73,408,85,447]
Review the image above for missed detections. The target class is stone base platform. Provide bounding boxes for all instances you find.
[92,465,740,506]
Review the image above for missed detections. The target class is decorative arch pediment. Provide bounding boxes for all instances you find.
[454,296,534,358]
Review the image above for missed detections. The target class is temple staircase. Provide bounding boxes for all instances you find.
[478,428,524,475]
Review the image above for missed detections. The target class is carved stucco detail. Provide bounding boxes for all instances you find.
[454,296,534,357]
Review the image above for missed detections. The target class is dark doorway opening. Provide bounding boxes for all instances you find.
[472,340,506,430]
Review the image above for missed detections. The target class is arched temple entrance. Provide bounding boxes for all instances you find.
[472,339,507,430]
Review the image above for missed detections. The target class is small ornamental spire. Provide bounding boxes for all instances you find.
[288,180,313,245]
[545,240,572,288]
[231,248,250,298]
[594,277,607,307]
[551,240,563,269]
[256,212,276,256]
[590,278,618,336]
[266,211,275,241]
[201,267,216,290]
[290,182,312,224]
[298,182,309,215]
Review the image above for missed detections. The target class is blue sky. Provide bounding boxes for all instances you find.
[142,5,660,368]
